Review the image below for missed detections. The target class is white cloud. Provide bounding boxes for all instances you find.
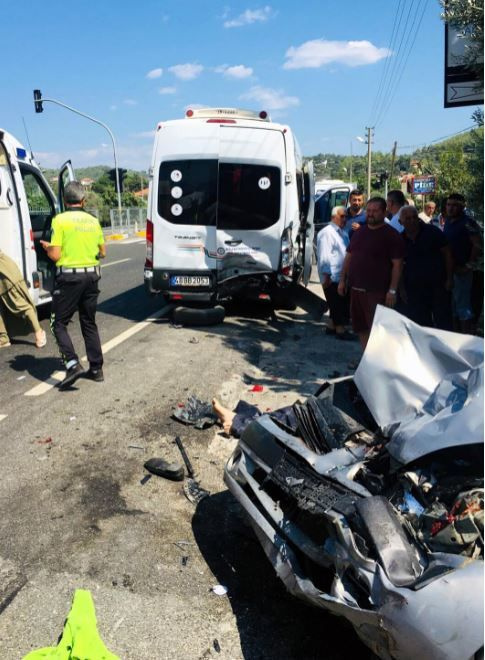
[110,105,117,111]
[240,85,299,110]
[169,63,204,80]
[146,68,163,79]
[284,39,391,69]
[159,86,177,94]
[123,99,138,106]
[133,131,156,139]
[224,6,274,28]
[216,64,253,79]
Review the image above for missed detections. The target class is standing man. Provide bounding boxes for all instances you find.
[386,189,406,233]
[316,206,352,340]
[442,193,482,334]
[41,181,106,389]
[338,197,405,350]
[418,201,436,224]
[345,189,366,237]
[399,205,453,330]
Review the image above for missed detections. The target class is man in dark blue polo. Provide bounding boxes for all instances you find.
[399,205,453,330]
[443,193,482,334]
[344,189,366,238]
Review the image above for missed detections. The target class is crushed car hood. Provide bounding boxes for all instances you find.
[354,305,484,464]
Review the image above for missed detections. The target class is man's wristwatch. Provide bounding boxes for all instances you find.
[388,289,397,295]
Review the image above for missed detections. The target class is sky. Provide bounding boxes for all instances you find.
[2,0,479,171]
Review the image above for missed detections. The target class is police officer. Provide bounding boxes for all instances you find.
[41,181,106,390]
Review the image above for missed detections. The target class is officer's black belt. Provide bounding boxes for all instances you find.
[56,266,100,274]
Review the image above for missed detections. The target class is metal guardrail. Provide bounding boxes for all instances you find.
[109,208,145,235]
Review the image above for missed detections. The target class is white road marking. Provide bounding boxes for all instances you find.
[115,238,145,245]
[101,258,132,268]
[0,414,7,423]
[24,304,174,397]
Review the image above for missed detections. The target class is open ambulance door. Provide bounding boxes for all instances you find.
[57,160,75,211]
[301,160,315,286]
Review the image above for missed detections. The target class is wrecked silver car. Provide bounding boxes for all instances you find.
[224,307,484,660]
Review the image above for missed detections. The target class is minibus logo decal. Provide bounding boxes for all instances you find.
[170,170,182,182]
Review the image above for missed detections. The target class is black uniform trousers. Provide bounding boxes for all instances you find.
[50,272,103,369]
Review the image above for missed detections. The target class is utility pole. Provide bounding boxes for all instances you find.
[365,126,374,200]
[390,140,398,184]
[349,141,353,184]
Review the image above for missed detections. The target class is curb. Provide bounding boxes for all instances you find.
[105,234,128,241]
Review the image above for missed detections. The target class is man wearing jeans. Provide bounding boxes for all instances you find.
[41,181,106,390]
[338,197,405,350]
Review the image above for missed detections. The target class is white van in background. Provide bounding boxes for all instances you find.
[314,179,358,239]
[0,129,74,306]
[144,107,314,305]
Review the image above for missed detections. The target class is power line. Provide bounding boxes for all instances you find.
[371,0,417,125]
[375,0,428,127]
[368,0,405,125]
[396,125,476,149]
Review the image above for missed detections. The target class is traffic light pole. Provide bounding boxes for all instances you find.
[365,126,374,200]
[33,95,122,220]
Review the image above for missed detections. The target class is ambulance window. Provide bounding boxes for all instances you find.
[21,171,55,232]
[158,159,218,225]
[218,164,280,230]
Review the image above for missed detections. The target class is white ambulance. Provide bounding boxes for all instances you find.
[0,129,74,306]
[144,108,314,304]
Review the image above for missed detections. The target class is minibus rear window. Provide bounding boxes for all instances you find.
[218,164,280,230]
[158,159,218,225]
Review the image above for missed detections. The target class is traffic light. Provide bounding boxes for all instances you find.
[108,168,127,192]
[33,89,43,113]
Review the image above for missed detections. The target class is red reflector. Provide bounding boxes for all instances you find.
[281,266,292,276]
[30,229,34,248]
[259,110,268,119]
[258,293,270,299]
[206,119,236,123]
[172,294,183,300]
[186,109,194,117]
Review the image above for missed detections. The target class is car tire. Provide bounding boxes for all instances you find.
[173,305,225,326]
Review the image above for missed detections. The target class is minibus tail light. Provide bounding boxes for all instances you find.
[145,219,153,267]
[280,228,294,277]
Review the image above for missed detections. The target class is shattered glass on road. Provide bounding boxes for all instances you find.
[224,306,484,660]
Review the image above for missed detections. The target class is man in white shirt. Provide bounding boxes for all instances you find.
[316,206,353,340]
[418,201,436,223]
[386,189,406,233]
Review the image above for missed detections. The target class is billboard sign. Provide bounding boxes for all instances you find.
[412,176,436,195]
[444,23,483,108]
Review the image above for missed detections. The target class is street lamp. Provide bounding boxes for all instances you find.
[355,131,374,199]
[32,90,123,222]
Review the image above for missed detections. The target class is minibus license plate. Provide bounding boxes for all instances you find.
[170,275,210,287]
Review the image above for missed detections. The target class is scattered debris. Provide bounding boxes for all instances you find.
[213,639,221,653]
[128,445,145,451]
[189,337,199,344]
[181,556,189,566]
[139,474,152,486]
[175,436,210,505]
[143,458,184,481]
[211,585,228,596]
[250,385,264,392]
[69,416,77,421]
[172,395,217,429]
[36,437,52,445]
[17,375,26,381]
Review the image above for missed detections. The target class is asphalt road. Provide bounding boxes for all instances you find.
[0,240,367,660]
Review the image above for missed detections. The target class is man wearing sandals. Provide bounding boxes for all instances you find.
[41,181,106,390]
